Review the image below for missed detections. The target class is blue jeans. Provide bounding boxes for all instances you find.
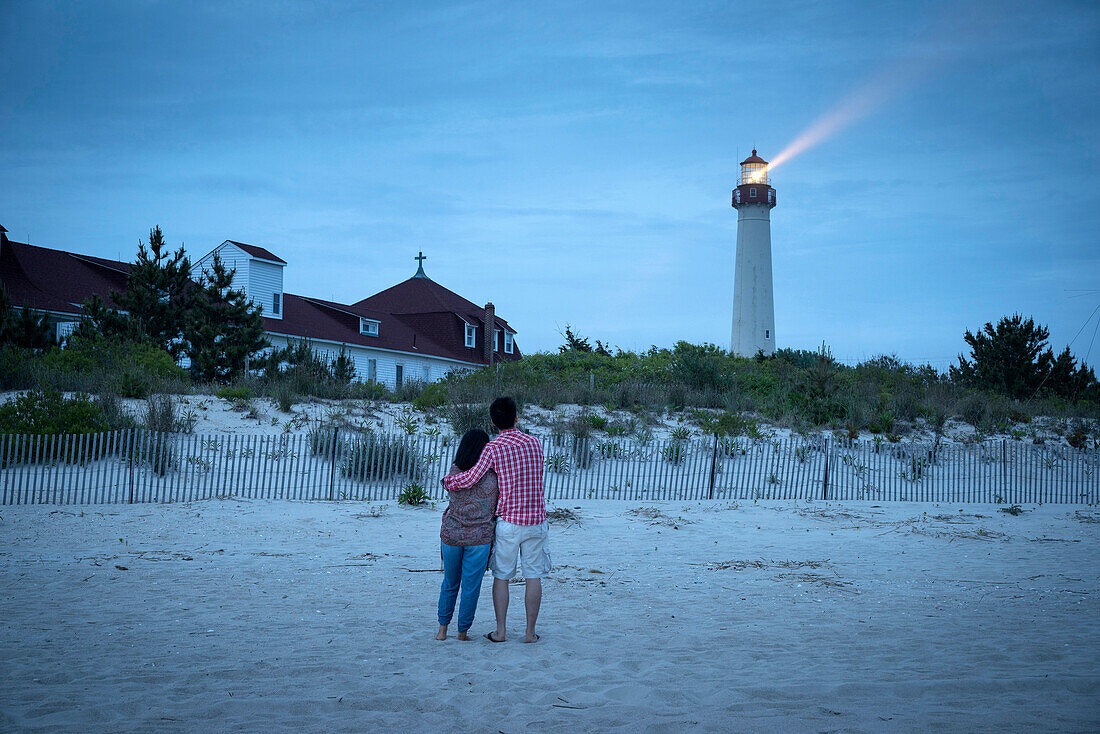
[437,542,491,632]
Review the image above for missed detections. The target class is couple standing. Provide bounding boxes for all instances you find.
[435,397,549,644]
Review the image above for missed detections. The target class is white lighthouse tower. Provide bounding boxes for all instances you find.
[730,149,777,357]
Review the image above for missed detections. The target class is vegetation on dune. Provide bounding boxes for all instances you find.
[2,230,1097,445]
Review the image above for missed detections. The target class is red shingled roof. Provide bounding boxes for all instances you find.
[1,238,130,314]
[356,276,516,333]
[224,240,286,264]
[1,236,519,366]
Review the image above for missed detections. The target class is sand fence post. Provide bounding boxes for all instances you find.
[821,439,830,500]
[328,426,339,501]
[707,433,719,500]
[126,429,137,504]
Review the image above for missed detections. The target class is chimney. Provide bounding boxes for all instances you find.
[482,302,496,364]
[0,225,8,246]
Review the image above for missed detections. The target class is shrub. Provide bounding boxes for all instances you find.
[444,402,491,436]
[96,393,138,431]
[567,412,594,442]
[584,413,608,431]
[119,372,151,399]
[661,441,688,465]
[398,483,430,506]
[0,390,112,435]
[143,394,181,433]
[216,385,254,401]
[545,451,571,473]
[353,381,390,400]
[341,432,424,482]
[272,382,296,412]
[958,395,988,428]
[412,382,448,411]
[1067,422,1089,450]
[868,409,895,435]
[392,379,427,403]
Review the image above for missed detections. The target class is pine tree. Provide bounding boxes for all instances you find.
[560,325,592,353]
[1045,346,1098,401]
[947,313,1098,400]
[0,285,55,350]
[113,226,193,359]
[78,226,193,358]
[185,253,268,383]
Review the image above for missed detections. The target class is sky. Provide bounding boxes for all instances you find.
[2,0,1098,368]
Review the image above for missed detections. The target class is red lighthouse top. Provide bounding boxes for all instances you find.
[740,149,767,166]
[732,149,776,209]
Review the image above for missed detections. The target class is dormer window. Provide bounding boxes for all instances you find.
[504,332,514,354]
[360,318,380,337]
[272,293,281,315]
[465,323,476,348]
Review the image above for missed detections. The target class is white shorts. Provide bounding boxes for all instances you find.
[490,519,551,580]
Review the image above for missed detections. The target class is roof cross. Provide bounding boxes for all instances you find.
[413,251,428,278]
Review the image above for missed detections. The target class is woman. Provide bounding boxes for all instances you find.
[436,429,498,641]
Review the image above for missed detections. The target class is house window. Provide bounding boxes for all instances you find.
[395,364,404,387]
[465,323,476,348]
[764,329,771,339]
[368,359,377,383]
[494,329,501,352]
[272,293,281,315]
[504,332,514,354]
[360,318,379,337]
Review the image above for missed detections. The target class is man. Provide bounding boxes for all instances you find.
[442,396,547,643]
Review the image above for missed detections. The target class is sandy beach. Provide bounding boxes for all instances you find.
[2,499,1098,732]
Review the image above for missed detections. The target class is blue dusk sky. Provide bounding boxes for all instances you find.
[2,1,1098,367]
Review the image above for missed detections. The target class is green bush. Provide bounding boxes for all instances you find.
[272,382,296,412]
[216,385,254,401]
[398,483,430,505]
[341,432,424,482]
[120,372,151,399]
[0,390,113,435]
[412,381,448,411]
[443,402,491,436]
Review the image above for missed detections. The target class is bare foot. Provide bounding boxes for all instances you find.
[456,631,470,641]
[523,632,540,643]
[435,625,447,641]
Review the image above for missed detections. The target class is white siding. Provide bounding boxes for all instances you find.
[248,260,284,320]
[265,335,475,389]
[196,242,284,320]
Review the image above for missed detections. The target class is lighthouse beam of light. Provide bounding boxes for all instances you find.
[765,3,993,175]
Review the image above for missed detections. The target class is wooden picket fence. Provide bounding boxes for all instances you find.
[0,430,1096,505]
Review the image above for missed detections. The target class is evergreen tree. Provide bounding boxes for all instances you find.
[79,226,192,358]
[112,226,193,360]
[0,285,55,350]
[559,324,592,353]
[1045,345,1097,401]
[949,313,1097,400]
[185,253,268,382]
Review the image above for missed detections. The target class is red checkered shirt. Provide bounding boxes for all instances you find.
[442,429,546,525]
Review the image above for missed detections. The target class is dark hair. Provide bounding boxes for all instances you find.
[489,396,517,430]
[454,429,491,472]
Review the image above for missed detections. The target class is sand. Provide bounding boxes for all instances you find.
[1,499,1098,732]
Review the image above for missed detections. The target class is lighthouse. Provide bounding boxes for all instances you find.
[730,149,777,357]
